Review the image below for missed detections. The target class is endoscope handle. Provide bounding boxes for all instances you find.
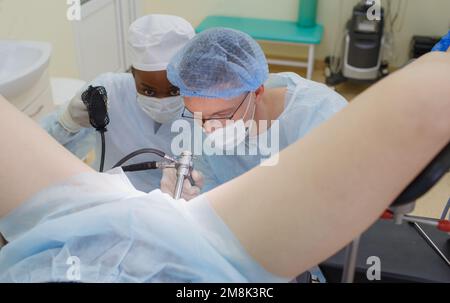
[174,151,194,200]
[81,85,110,132]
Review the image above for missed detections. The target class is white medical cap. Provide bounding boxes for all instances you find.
[128,14,195,72]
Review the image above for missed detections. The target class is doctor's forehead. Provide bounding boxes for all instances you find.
[183,96,243,111]
[184,94,245,103]
[132,69,175,88]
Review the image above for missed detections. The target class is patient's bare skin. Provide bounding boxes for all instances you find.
[208,52,450,277]
[0,97,93,218]
[0,51,449,280]
[0,233,5,247]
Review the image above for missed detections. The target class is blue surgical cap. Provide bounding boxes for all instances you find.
[167,28,269,100]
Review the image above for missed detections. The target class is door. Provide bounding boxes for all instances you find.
[73,0,142,81]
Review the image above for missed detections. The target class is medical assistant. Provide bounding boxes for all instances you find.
[41,73,180,192]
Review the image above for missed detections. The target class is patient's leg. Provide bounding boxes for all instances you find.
[0,233,5,247]
[0,96,93,218]
[208,52,450,278]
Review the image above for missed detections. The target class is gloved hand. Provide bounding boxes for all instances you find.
[160,168,204,201]
[432,30,450,52]
[58,91,92,133]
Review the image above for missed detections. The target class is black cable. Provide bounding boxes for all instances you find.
[112,148,167,169]
[99,131,106,172]
[121,161,158,172]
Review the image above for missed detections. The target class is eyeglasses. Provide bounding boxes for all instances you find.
[181,93,251,123]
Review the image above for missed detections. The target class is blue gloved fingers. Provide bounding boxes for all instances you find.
[432,30,450,52]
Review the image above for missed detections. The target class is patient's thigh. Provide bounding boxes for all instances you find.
[0,96,93,218]
[0,233,6,248]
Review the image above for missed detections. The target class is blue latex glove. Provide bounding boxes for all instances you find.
[432,30,450,52]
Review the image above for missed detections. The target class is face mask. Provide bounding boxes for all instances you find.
[204,94,256,152]
[137,94,184,124]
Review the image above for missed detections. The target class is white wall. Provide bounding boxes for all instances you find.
[144,0,450,67]
[0,0,80,78]
[0,0,449,78]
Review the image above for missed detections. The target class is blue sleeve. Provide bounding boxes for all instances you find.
[290,81,348,141]
[432,30,450,52]
[39,105,96,160]
[194,156,220,193]
[315,86,348,121]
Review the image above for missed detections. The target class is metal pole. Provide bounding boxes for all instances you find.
[174,177,185,200]
[412,222,450,267]
[307,44,315,80]
[341,236,361,283]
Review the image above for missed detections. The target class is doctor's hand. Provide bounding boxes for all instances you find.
[58,92,91,133]
[160,168,204,201]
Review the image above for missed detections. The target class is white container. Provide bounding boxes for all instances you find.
[0,40,54,121]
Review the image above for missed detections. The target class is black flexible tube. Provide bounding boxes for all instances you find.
[121,161,159,172]
[99,131,106,172]
[112,148,167,169]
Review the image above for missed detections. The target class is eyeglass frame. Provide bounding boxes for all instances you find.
[181,92,251,123]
